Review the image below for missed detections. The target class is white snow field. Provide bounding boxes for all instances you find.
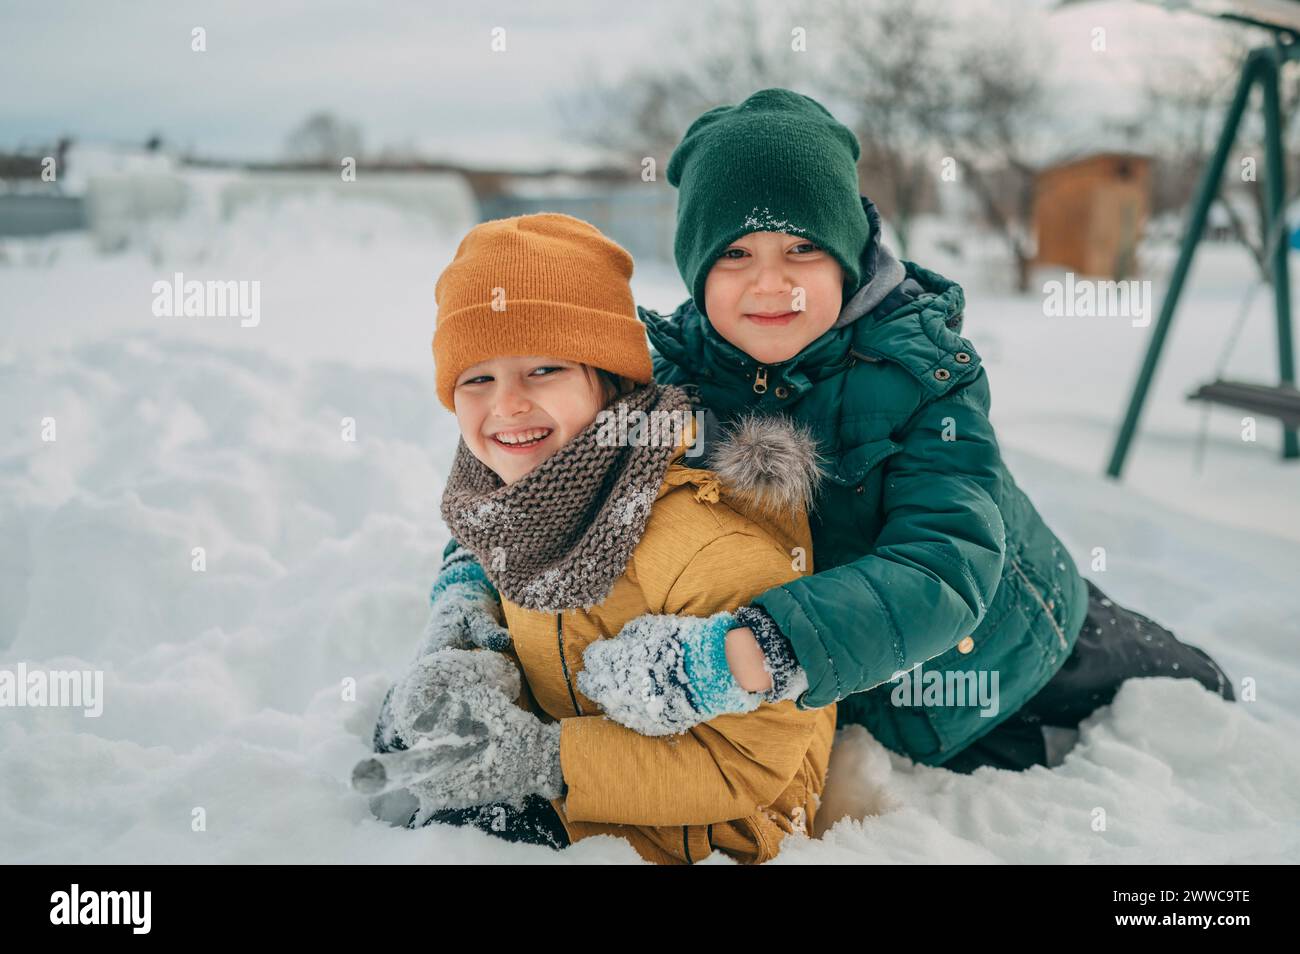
[2,188,1298,864]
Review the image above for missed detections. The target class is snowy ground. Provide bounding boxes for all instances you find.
[2,192,1298,863]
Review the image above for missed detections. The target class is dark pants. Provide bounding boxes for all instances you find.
[416,795,570,850]
[941,579,1236,774]
[369,686,571,850]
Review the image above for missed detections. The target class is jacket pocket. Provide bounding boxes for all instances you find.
[1007,551,1069,652]
[906,632,1002,755]
[823,438,902,487]
[918,558,1064,756]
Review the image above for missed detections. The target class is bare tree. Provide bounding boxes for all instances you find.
[559,0,826,172]
[817,0,953,257]
[1139,27,1300,281]
[1225,31,1300,280]
[563,0,1056,290]
[283,111,364,165]
[924,15,1053,292]
[1137,33,1246,213]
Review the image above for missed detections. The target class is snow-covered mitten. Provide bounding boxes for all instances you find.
[575,610,767,737]
[372,682,408,754]
[414,543,510,655]
[374,648,523,753]
[353,684,564,820]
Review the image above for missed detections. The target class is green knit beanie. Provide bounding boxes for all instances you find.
[666,88,871,317]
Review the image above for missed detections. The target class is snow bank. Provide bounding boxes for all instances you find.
[1,189,1297,863]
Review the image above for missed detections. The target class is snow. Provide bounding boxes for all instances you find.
[2,183,1298,864]
[741,206,809,235]
[802,677,1298,864]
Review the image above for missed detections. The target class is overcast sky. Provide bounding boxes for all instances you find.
[1,0,1240,165]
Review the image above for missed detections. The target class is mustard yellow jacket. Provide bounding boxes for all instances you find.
[501,415,837,864]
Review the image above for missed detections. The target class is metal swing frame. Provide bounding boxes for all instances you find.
[1106,35,1300,477]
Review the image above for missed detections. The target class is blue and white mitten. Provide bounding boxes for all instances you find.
[414,542,511,656]
[576,606,807,737]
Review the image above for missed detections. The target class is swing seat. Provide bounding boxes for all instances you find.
[1187,378,1300,428]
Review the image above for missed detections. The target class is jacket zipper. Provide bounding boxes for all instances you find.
[556,612,584,715]
[1008,556,1068,650]
[753,348,864,392]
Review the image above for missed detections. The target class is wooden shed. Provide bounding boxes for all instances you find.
[1032,152,1151,279]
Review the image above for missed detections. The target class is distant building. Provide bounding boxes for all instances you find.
[1,142,667,259]
[476,173,676,265]
[1032,151,1152,279]
[0,140,179,241]
[0,138,82,237]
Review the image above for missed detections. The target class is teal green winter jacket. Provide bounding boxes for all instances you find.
[639,259,1089,766]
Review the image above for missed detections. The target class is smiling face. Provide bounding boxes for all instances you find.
[702,231,844,365]
[452,355,611,485]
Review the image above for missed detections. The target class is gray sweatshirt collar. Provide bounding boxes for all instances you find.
[832,241,907,329]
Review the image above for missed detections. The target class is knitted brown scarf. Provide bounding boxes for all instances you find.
[440,383,696,612]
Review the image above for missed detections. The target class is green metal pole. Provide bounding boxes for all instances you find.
[1260,49,1300,459]
[1105,50,1265,478]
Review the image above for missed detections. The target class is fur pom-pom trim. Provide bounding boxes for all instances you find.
[709,413,826,515]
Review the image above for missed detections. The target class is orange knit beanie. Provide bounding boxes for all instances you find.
[432,213,654,410]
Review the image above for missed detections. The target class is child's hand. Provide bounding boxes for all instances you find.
[576,611,763,736]
[415,546,510,656]
[725,627,776,692]
[384,648,522,747]
[353,684,564,818]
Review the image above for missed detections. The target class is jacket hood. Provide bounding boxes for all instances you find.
[833,241,908,328]
[833,194,907,327]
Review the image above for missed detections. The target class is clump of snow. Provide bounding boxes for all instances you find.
[741,207,809,234]
[462,498,511,532]
[516,563,610,613]
[611,486,657,526]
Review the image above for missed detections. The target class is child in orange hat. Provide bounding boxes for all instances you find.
[356,213,836,864]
